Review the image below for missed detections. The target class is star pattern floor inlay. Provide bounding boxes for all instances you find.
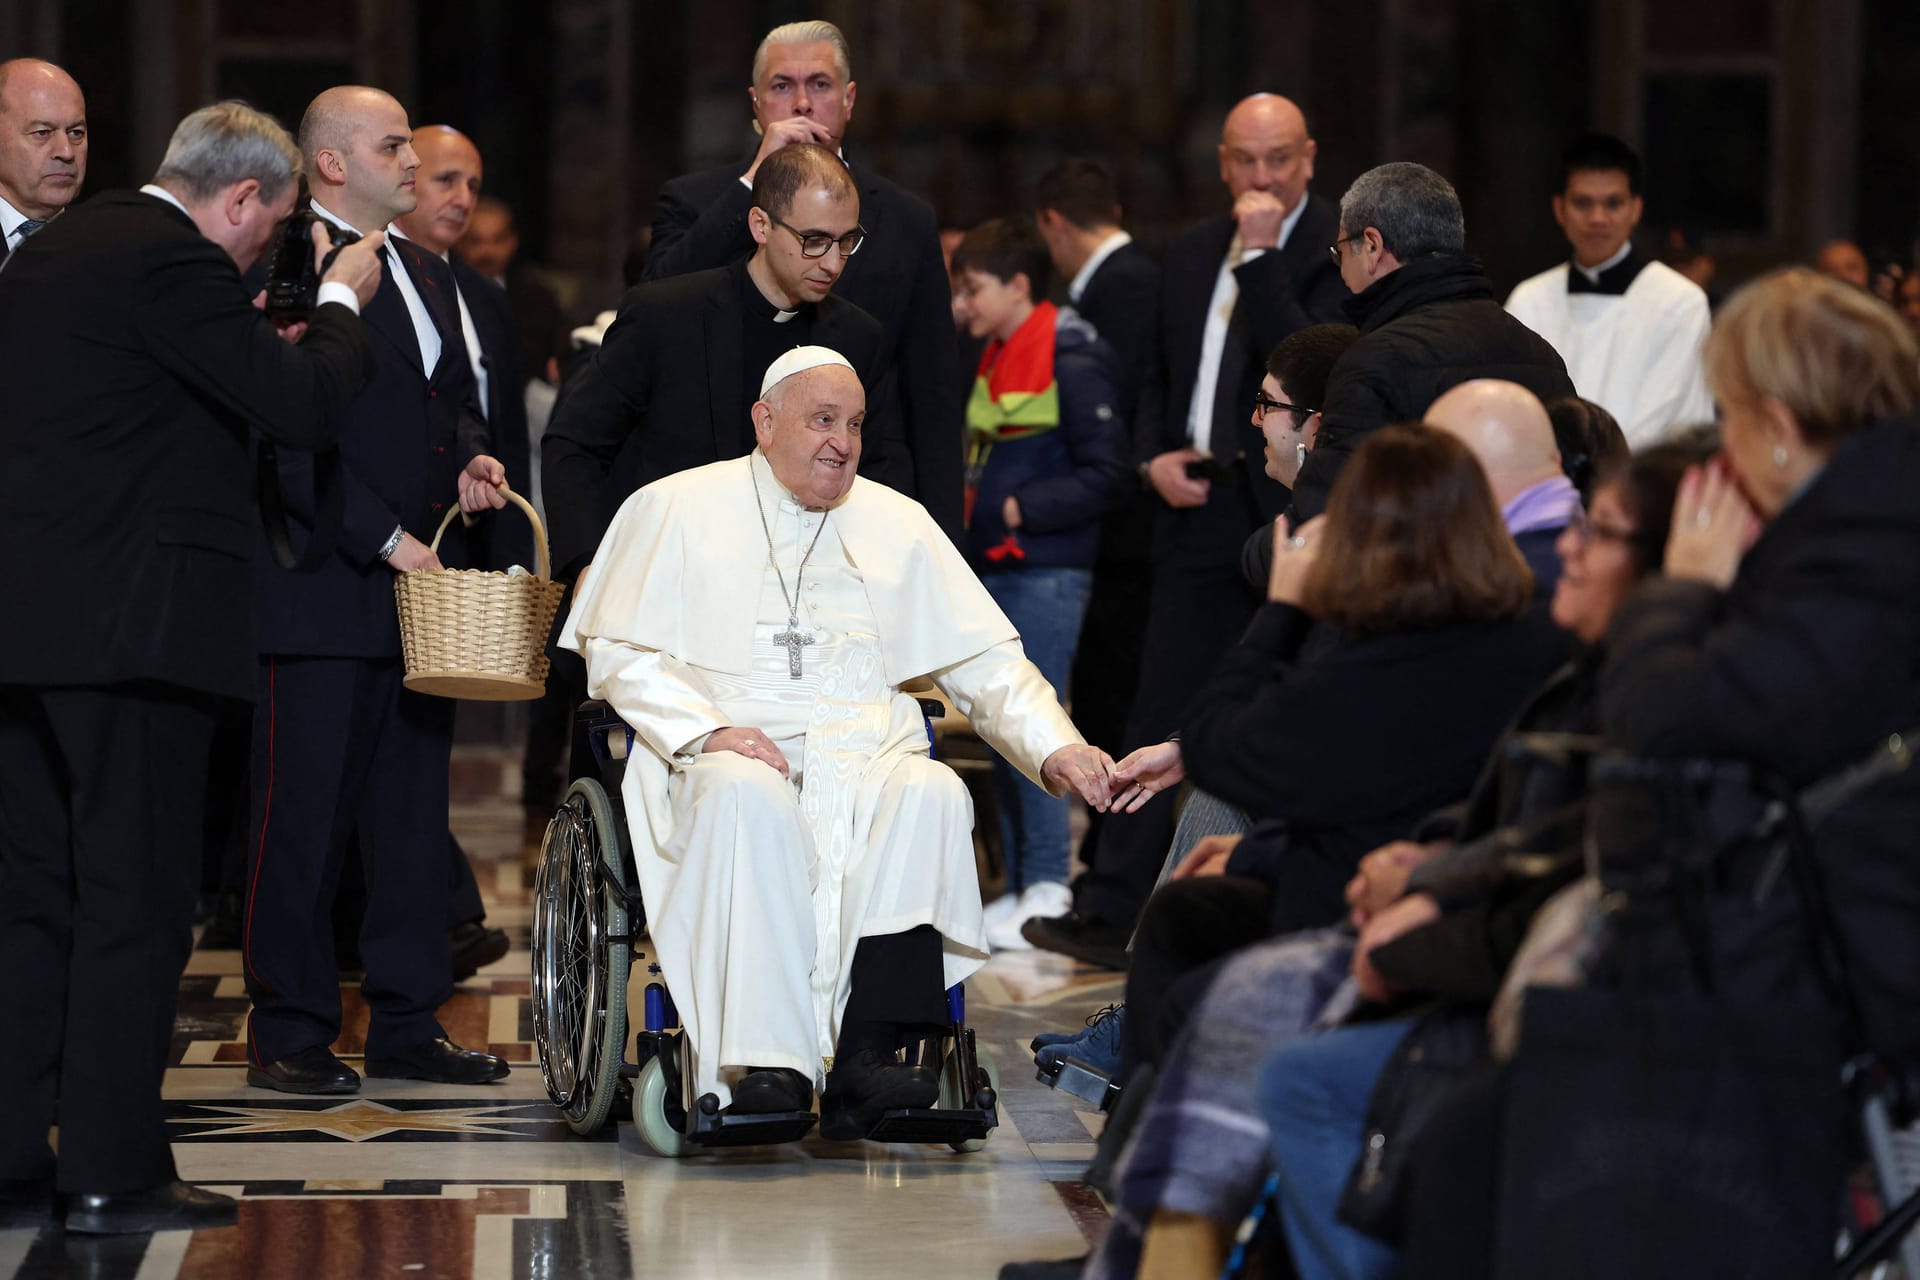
[5,777,1118,1279]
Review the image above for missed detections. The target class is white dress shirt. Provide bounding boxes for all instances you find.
[312,199,440,373]
[1067,230,1133,304]
[1185,197,1309,454]
[0,193,36,256]
[390,223,485,416]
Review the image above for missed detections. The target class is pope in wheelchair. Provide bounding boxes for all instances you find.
[538,347,1116,1150]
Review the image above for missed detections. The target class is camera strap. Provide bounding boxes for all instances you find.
[256,439,346,572]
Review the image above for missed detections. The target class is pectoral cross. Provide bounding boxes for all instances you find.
[773,612,816,678]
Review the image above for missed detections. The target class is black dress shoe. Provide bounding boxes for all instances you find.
[728,1067,814,1115]
[66,1181,237,1235]
[246,1045,360,1095]
[0,1177,58,1229]
[365,1036,509,1084]
[819,1048,939,1139]
[1021,911,1129,971]
[450,922,511,981]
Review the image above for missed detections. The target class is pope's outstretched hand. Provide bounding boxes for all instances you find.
[1042,744,1118,812]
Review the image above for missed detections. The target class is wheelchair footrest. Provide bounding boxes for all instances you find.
[684,1110,818,1147]
[1035,1055,1121,1112]
[864,1106,995,1145]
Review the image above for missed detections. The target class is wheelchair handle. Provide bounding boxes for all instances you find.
[425,484,552,582]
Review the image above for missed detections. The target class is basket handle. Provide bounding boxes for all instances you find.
[425,485,551,581]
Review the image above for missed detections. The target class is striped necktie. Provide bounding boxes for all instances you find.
[0,218,46,269]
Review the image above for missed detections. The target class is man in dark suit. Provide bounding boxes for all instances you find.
[0,101,381,1233]
[1026,95,1349,966]
[642,19,961,538]
[0,58,87,271]
[455,194,570,389]
[243,86,512,1097]
[543,141,884,577]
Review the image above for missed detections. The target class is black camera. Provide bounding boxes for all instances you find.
[264,210,360,321]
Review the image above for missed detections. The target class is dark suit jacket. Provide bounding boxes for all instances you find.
[1143,196,1347,569]
[541,260,883,576]
[643,153,963,537]
[504,262,570,386]
[0,190,372,702]
[451,258,534,571]
[1069,239,1163,566]
[256,230,491,659]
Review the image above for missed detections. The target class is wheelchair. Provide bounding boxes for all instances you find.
[531,700,1001,1156]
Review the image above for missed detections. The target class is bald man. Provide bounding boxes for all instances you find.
[1028,93,1347,966]
[0,58,86,269]
[1425,379,1583,590]
[244,87,511,1095]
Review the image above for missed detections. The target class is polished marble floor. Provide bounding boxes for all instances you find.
[2,789,1120,1280]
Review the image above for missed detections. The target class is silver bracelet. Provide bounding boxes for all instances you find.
[376,524,406,562]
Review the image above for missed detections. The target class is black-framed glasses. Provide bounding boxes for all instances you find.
[1327,233,1362,267]
[1253,391,1314,421]
[767,212,866,259]
[1566,507,1643,549]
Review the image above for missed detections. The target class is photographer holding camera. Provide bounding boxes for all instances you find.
[0,100,382,1233]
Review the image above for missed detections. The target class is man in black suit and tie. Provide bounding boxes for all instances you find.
[243,86,512,1097]
[0,101,382,1233]
[642,19,961,539]
[0,58,87,272]
[1026,94,1348,965]
[542,141,884,577]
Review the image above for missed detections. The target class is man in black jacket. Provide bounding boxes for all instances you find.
[542,142,884,578]
[641,19,961,538]
[243,86,512,1099]
[1028,95,1348,965]
[1289,161,1575,521]
[0,101,381,1233]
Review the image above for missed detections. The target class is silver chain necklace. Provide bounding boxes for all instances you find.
[750,456,831,678]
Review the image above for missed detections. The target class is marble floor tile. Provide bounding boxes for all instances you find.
[4,763,1124,1280]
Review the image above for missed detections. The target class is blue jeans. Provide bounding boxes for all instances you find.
[1258,1018,1415,1280]
[982,567,1092,890]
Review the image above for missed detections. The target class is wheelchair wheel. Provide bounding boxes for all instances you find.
[531,777,631,1137]
[634,1054,690,1158]
[940,1047,1000,1153]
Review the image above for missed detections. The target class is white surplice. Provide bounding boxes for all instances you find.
[561,454,1081,1106]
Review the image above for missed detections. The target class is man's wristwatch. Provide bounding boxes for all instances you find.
[376,524,406,563]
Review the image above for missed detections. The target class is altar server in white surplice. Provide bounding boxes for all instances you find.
[1505,133,1714,448]
[561,347,1117,1135]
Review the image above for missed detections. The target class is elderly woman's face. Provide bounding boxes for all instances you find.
[1551,481,1641,644]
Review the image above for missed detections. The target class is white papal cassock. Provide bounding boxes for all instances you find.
[1505,253,1715,449]
[560,453,1081,1107]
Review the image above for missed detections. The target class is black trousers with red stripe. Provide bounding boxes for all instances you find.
[243,655,453,1064]
[0,682,220,1192]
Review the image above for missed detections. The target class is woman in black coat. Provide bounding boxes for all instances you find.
[1602,267,1920,1071]
[1116,425,1568,1073]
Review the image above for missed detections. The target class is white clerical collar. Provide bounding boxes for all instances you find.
[1068,230,1132,303]
[1573,239,1633,285]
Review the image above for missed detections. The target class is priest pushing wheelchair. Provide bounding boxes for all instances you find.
[529,349,1120,1155]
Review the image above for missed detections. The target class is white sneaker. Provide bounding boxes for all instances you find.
[987,881,1074,952]
[981,891,1021,933]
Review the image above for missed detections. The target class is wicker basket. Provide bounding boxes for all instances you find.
[394,487,566,701]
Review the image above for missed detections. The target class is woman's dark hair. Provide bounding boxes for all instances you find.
[1591,425,1721,574]
[1303,425,1534,633]
[1545,396,1630,501]
[1266,324,1360,425]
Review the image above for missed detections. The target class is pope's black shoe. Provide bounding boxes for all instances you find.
[245,1044,361,1095]
[66,1181,237,1235]
[728,1067,814,1115]
[818,1048,939,1140]
[365,1036,510,1084]
[0,1177,58,1229]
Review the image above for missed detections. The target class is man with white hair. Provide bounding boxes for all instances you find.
[563,347,1115,1134]
[642,20,963,538]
